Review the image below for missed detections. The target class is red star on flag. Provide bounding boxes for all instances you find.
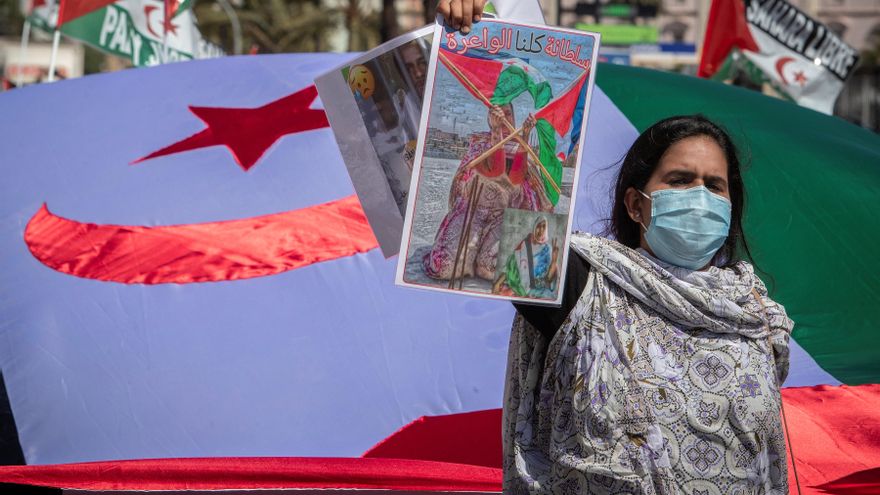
[133,85,329,171]
[794,70,808,87]
[163,0,179,36]
[162,16,178,36]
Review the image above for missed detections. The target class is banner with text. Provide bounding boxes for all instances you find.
[700,0,858,114]
[29,0,223,67]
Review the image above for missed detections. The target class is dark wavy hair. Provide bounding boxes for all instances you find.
[606,114,752,268]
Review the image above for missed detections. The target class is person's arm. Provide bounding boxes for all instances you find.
[507,114,535,185]
[512,247,590,342]
[546,238,559,283]
[437,0,486,34]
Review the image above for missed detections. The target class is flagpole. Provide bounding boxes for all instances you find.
[47,29,60,82]
[439,51,560,194]
[17,20,32,86]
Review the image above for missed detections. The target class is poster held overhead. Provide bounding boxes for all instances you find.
[395,18,600,305]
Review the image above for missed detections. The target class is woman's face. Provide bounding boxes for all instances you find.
[624,135,730,249]
[533,220,548,244]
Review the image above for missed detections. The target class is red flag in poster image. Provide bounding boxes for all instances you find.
[534,71,587,138]
[698,0,859,114]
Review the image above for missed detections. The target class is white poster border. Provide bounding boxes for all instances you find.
[394,18,601,306]
[316,25,435,257]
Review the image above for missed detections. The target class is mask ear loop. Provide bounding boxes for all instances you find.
[636,190,651,233]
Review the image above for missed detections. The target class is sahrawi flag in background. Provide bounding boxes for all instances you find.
[28,0,223,67]
[698,0,859,114]
[1,54,879,493]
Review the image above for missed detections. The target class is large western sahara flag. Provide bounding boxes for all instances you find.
[0,56,878,493]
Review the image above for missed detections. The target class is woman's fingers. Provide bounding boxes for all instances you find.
[438,0,486,32]
[437,0,452,19]
[437,0,451,19]
[459,0,474,33]
[449,0,462,30]
[472,0,485,22]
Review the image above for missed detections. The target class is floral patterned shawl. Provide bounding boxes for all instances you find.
[503,233,793,494]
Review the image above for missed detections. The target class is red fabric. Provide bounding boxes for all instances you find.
[438,49,502,103]
[535,72,587,136]
[27,0,47,14]
[781,384,880,494]
[0,457,501,491]
[56,0,116,26]
[24,195,378,284]
[363,409,502,469]
[133,85,329,171]
[507,148,527,185]
[0,386,877,492]
[814,468,880,495]
[697,0,759,77]
[364,386,880,494]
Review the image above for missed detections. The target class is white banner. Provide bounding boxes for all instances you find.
[743,0,858,114]
[29,0,223,67]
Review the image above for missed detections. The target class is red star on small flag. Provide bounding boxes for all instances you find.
[162,17,178,36]
[163,0,179,36]
[133,85,329,171]
[794,70,808,87]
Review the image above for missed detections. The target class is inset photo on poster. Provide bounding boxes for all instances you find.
[341,39,428,214]
[492,209,566,300]
[395,18,600,305]
[316,26,433,257]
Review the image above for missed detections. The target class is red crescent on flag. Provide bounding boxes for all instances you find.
[144,5,163,38]
[775,56,795,85]
[24,196,379,284]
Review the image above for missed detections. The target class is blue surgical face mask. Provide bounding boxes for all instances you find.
[638,186,732,270]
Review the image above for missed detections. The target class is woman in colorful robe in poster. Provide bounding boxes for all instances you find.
[422,104,553,282]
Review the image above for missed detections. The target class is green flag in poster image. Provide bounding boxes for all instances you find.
[28,0,223,67]
[699,0,859,115]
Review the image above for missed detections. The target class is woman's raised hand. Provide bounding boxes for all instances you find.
[437,0,486,34]
[522,114,536,137]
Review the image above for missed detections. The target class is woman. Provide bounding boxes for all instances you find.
[422,104,551,281]
[436,7,793,492]
[506,115,793,493]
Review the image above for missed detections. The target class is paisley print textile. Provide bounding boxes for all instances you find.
[503,234,793,494]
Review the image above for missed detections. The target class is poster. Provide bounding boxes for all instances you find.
[396,19,600,305]
[316,26,433,257]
